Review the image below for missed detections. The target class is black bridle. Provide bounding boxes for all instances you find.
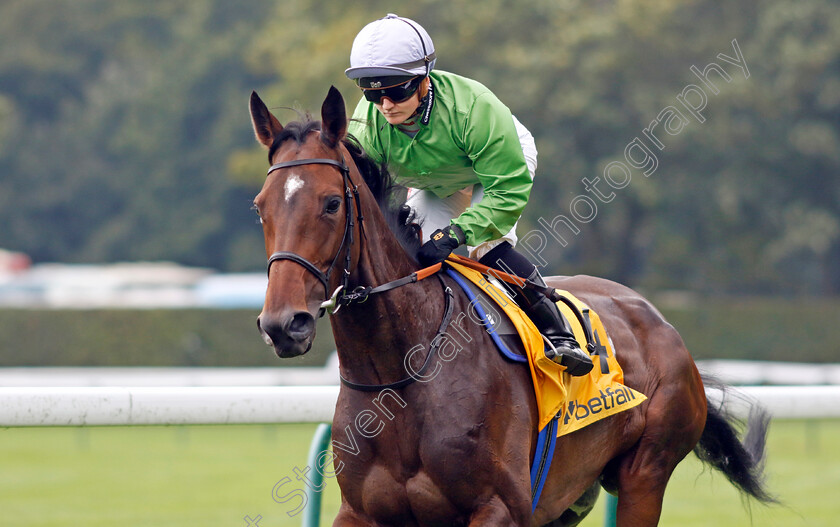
[264,155,364,317]
[262,150,456,393]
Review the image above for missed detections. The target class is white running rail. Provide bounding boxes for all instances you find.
[1,385,839,427]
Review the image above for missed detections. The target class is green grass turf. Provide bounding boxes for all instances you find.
[1,419,837,526]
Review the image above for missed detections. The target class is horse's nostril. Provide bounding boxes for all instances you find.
[257,316,273,346]
[286,311,315,340]
[257,311,315,356]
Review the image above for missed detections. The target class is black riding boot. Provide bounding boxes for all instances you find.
[477,242,593,376]
[516,269,594,376]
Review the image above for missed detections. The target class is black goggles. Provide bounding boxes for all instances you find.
[358,76,423,104]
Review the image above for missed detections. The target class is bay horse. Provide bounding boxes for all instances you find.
[250,86,774,526]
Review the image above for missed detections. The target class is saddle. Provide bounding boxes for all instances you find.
[444,255,647,435]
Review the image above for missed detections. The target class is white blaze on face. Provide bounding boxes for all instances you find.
[284,174,305,203]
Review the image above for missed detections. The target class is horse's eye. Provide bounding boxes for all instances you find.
[324,196,342,215]
[251,203,263,224]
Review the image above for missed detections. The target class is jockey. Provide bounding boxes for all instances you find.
[345,14,593,376]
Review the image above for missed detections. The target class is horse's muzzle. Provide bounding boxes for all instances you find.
[257,310,316,358]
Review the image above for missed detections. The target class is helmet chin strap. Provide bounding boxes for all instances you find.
[407,77,431,120]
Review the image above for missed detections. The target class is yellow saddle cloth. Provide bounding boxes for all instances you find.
[446,260,647,435]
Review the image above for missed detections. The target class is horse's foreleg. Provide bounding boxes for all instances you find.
[467,495,526,527]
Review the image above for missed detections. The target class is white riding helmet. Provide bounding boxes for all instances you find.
[345,14,436,80]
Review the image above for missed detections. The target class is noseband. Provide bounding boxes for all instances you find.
[265,155,364,317]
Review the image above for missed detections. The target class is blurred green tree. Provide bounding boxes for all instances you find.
[0,0,837,294]
[0,0,274,271]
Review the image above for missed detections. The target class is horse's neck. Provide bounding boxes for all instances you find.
[330,201,444,386]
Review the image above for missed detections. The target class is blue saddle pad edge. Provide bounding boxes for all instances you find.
[444,268,558,511]
[444,269,527,364]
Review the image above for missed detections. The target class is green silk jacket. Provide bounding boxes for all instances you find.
[347,70,533,246]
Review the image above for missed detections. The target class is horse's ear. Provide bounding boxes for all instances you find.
[250,91,284,148]
[320,86,347,149]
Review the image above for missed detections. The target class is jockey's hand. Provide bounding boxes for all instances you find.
[417,225,466,266]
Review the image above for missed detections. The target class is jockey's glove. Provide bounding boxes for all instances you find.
[417,224,466,266]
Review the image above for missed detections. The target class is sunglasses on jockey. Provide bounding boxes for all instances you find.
[357,75,424,104]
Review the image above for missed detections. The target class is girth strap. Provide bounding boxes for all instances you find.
[530,415,560,512]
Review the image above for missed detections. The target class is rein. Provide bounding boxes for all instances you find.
[330,261,443,311]
[339,274,455,392]
[261,154,580,392]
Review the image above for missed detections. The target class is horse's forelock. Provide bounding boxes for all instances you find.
[267,119,321,163]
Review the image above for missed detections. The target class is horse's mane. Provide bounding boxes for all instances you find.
[343,134,424,258]
[267,118,423,259]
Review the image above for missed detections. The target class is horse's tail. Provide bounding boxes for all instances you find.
[693,376,777,504]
